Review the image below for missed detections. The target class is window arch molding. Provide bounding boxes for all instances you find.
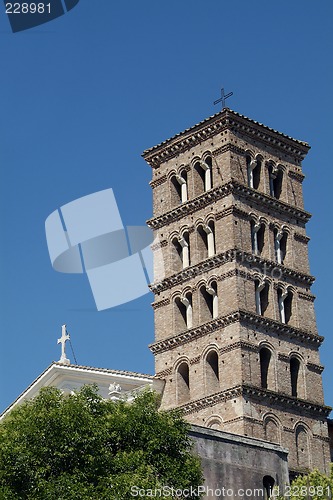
[205,415,223,430]
[250,215,267,256]
[202,344,220,395]
[174,357,191,405]
[258,342,276,391]
[288,352,305,399]
[254,275,271,317]
[263,413,281,444]
[172,288,193,331]
[294,422,312,470]
[196,218,216,260]
[277,285,295,325]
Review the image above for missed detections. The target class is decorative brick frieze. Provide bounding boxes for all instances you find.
[155,368,172,378]
[150,248,314,293]
[147,179,311,230]
[278,353,290,362]
[298,291,315,302]
[178,384,330,417]
[142,109,309,168]
[190,356,201,365]
[149,309,323,355]
[212,143,246,158]
[288,170,305,182]
[150,174,167,188]
[307,362,324,374]
[151,239,167,251]
[220,341,258,355]
[152,298,170,310]
[294,232,310,244]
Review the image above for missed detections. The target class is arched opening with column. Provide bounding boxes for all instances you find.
[255,279,269,316]
[199,281,218,323]
[170,171,188,206]
[174,292,193,332]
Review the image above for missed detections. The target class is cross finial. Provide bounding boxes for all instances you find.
[57,324,70,365]
[213,87,233,110]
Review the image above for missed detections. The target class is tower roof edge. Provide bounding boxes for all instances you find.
[142,108,310,167]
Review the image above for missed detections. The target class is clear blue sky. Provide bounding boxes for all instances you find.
[0,0,332,413]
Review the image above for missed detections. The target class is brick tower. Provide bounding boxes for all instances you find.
[142,108,331,475]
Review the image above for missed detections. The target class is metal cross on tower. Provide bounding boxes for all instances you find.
[213,87,233,110]
[57,324,70,365]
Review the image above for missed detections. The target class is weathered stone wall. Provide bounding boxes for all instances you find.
[189,424,289,499]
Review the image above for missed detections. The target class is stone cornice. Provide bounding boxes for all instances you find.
[149,248,314,293]
[142,109,309,168]
[178,384,330,417]
[147,179,311,230]
[242,385,331,418]
[150,309,323,355]
[152,297,170,310]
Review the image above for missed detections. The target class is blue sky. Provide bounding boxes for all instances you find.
[0,0,332,413]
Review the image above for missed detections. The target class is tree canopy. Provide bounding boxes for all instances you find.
[0,386,203,499]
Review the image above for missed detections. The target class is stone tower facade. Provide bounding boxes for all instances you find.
[142,108,331,475]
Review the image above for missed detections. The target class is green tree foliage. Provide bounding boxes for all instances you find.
[0,386,203,499]
[274,464,333,499]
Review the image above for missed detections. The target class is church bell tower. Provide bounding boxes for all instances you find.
[142,107,330,475]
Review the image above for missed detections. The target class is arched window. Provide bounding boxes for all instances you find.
[278,289,293,324]
[178,232,190,269]
[274,230,287,265]
[251,221,265,255]
[177,362,190,404]
[198,222,215,260]
[260,348,271,389]
[200,281,218,322]
[246,156,261,189]
[263,476,275,499]
[264,418,280,444]
[296,426,310,469]
[171,172,188,205]
[269,166,283,199]
[205,350,220,394]
[255,280,269,316]
[175,293,193,331]
[290,357,300,397]
[194,157,213,195]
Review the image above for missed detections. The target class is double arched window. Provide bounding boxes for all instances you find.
[172,232,190,272]
[251,220,265,256]
[246,155,261,190]
[175,293,193,331]
[255,280,269,316]
[197,221,215,260]
[277,288,293,324]
[200,281,218,322]
[274,229,288,265]
[269,165,283,199]
[170,171,188,205]
[194,156,213,195]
